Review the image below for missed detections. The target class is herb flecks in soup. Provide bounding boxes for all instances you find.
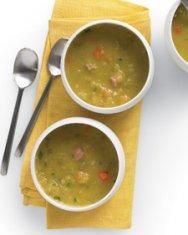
[172,4,188,61]
[65,24,149,107]
[35,124,119,206]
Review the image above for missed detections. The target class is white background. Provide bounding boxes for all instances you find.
[0,0,188,234]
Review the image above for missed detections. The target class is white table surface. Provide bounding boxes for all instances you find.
[1,0,188,234]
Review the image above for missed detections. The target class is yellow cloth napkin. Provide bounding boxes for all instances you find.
[20,0,150,229]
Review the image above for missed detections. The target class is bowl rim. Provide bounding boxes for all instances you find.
[61,19,154,114]
[165,0,188,72]
[31,117,125,212]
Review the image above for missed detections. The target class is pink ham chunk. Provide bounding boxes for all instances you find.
[110,73,123,87]
[73,147,84,161]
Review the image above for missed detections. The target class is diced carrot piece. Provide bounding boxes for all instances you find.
[173,24,182,35]
[93,46,105,59]
[99,171,109,182]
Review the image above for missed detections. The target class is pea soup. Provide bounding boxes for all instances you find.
[172,4,188,61]
[35,124,119,206]
[65,24,149,108]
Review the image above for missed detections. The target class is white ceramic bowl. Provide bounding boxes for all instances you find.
[61,19,154,114]
[31,117,125,212]
[165,0,188,72]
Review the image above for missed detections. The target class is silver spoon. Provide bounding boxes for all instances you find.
[1,48,38,175]
[182,0,188,10]
[15,38,67,158]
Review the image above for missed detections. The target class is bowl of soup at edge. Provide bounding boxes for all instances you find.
[165,0,188,72]
[31,117,125,212]
[61,20,154,114]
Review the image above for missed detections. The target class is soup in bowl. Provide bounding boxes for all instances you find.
[172,3,188,62]
[165,0,188,72]
[61,20,154,114]
[31,117,125,212]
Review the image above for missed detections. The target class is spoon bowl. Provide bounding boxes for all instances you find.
[14,48,38,88]
[48,39,67,76]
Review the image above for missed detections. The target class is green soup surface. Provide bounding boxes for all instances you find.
[65,24,149,108]
[172,4,188,61]
[35,124,119,206]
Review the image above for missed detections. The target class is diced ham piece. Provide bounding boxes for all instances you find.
[73,147,84,161]
[76,171,90,184]
[110,73,123,87]
[85,63,97,71]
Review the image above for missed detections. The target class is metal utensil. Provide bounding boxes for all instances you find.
[182,0,188,10]
[1,48,38,175]
[15,38,67,158]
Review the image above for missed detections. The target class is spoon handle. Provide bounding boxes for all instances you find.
[1,88,24,175]
[15,75,54,158]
